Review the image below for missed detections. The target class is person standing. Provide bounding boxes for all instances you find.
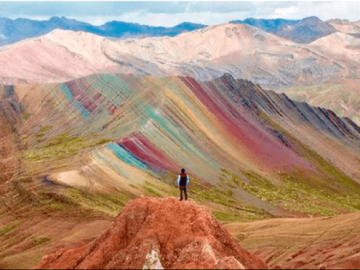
[177,168,190,201]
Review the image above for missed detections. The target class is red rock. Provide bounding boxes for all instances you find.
[35,197,267,269]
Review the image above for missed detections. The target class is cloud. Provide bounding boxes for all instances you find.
[1,1,359,26]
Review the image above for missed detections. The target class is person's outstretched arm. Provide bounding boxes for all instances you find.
[186,175,190,186]
[177,175,180,186]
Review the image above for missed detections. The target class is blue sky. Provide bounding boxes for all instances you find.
[0,1,359,27]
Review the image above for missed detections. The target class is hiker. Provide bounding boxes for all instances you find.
[177,168,190,201]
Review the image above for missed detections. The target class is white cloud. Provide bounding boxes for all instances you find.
[264,1,360,21]
[3,1,360,27]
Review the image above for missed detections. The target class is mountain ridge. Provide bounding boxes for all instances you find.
[0,24,354,89]
[0,16,206,47]
[2,15,360,48]
[231,16,337,43]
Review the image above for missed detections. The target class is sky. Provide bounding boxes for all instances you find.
[0,1,359,27]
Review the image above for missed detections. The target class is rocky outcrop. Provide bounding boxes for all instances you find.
[214,74,360,143]
[35,197,267,269]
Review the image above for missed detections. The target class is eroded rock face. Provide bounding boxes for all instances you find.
[35,197,267,269]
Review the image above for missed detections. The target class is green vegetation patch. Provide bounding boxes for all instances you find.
[190,178,270,222]
[37,192,76,212]
[157,172,267,222]
[30,237,50,246]
[0,221,19,236]
[226,169,360,217]
[35,126,53,143]
[21,112,31,120]
[25,132,112,162]
[213,211,241,222]
[143,179,179,197]
[258,111,360,195]
[65,188,134,216]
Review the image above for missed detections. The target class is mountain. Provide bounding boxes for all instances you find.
[231,17,300,33]
[35,197,267,269]
[0,30,123,84]
[0,25,352,89]
[232,16,337,43]
[0,16,351,49]
[327,18,360,34]
[0,16,206,47]
[1,73,360,267]
[3,73,360,215]
[282,32,360,124]
[1,23,359,125]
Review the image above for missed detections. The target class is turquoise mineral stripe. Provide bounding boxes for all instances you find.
[143,106,192,151]
[89,76,133,107]
[91,149,130,178]
[73,100,91,118]
[60,84,73,102]
[107,143,148,170]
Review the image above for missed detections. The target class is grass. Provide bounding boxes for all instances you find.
[24,133,112,162]
[65,188,134,216]
[213,211,241,222]
[223,168,360,217]
[143,179,178,198]
[155,172,268,222]
[18,176,33,183]
[142,186,163,197]
[37,192,75,212]
[189,178,271,222]
[219,108,360,217]
[259,112,360,193]
[21,112,31,120]
[30,237,50,246]
[35,126,53,143]
[0,221,19,236]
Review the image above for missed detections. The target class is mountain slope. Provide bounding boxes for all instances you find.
[2,73,360,268]
[232,16,337,43]
[327,19,360,34]
[0,30,124,84]
[0,24,353,90]
[2,73,360,220]
[230,18,299,33]
[0,23,353,126]
[0,16,206,47]
[281,31,360,124]
[226,211,360,269]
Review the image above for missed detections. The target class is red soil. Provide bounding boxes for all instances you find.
[35,197,267,269]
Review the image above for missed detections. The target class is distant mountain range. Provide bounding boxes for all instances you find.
[1,23,358,89]
[231,16,337,43]
[0,16,206,46]
[1,16,360,47]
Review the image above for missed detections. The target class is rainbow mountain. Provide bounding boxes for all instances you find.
[2,73,360,220]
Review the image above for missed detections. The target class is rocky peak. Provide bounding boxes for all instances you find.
[35,197,267,269]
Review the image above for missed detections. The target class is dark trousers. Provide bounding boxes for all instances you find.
[179,186,187,201]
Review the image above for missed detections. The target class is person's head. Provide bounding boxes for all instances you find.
[181,168,185,173]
